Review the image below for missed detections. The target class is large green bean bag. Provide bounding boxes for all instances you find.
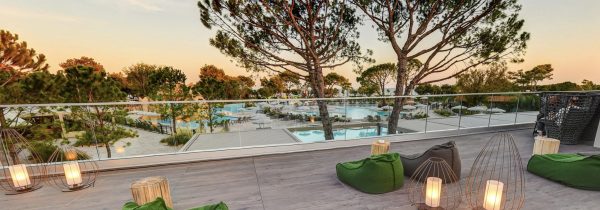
[122,198,228,210]
[336,153,404,194]
[527,154,600,191]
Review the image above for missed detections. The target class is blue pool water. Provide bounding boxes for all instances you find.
[301,104,387,120]
[340,105,385,120]
[292,127,389,142]
[223,103,245,113]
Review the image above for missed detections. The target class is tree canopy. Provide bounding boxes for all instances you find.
[198,0,372,139]
[60,56,104,71]
[456,63,515,94]
[124,63,159,98]
[0,30,48,88]
[258,76,285,99]
[356,63,396,96]
[64,66,126,103]
[352,0,530,134]
[508,64,554,91]
[324,72,351,97]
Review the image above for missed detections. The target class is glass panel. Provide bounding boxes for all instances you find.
[488,94,519,127]
[427,95,462,132]
[516,93,540,124]
[0,92,541,159]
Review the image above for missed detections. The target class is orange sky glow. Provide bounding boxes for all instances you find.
[1,0,599,86]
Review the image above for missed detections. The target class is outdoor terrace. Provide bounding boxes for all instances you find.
[2,128,599,210]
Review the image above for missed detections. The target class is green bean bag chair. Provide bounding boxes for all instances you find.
[336,153,404,194]
[122,197,228,210]
[527,154,600,191]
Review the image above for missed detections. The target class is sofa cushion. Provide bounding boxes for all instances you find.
[400,141,461,180]
[122,198,228,210]
[122,198,171,210]
[336,153,404,194]
[527,154,600,191]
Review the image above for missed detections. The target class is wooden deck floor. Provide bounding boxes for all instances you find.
[2,129,599,210]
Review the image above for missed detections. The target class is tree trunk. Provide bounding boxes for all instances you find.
[310,69,334,140]
[170,103,177,134]
[207,103,214,133]
[387,57,409,135]
[0,107,7,128]
[105,142,112,158]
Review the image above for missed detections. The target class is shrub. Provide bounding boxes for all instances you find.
[414,112,428,119]
[434,109,453,117]
[160,129,193,146]
[29,141,90,162]
[451,109,475,115]
[29,141,58,163]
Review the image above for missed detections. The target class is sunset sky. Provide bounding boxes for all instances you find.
[1,0,599,86]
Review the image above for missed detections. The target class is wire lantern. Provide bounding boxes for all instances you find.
[408,157,462,210]
[466,133,525,210]
[46,146,98,192]
[0,128,46,195]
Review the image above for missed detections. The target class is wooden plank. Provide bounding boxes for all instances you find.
[1,130,599,210]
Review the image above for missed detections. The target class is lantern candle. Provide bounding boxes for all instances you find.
[63,161,83,187]
[9,164,31,189]
[483,180,504,210]
[425,177,442,208]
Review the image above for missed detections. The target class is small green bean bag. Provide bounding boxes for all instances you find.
[336,153,404,194]
[527,154,600,191]
[122,197,228,210]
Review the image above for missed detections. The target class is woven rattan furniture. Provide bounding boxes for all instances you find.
[535,92,600,144]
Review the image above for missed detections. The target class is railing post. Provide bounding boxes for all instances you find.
[458,98,462,131]
[514,94,520,125]
[424,97,429,133]
[488,94,494,127]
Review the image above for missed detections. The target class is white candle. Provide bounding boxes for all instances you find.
[63,161,82,187]
[425,177,442,207]
[9,164,31,188]
[483,180,504,210]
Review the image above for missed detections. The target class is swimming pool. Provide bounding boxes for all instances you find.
[302,104,387,120]
[291,126,389,142]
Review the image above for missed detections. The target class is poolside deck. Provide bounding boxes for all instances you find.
[183,129,299,151]
[3,129,599,210]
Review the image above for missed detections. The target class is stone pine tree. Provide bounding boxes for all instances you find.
[63,65,134,158]
[59,56,104,71]
[149,66,190,134]
[324,73,351,97]
[0,30,49,127]
[508,64,553,91]
[357,63,397,97]
[198,0,370,139]
[352,0,530,134]
[193,65,237,133]
[124,63,159,98]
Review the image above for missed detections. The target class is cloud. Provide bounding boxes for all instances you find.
[0,6,80,23]
[127,0,163,12]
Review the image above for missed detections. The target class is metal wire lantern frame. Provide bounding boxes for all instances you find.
[407,157,462,210]
[465,133,525,210]
[46,146,98,192]
[0,128,46,195]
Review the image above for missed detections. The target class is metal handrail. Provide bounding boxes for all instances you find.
[0,91,543,108]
